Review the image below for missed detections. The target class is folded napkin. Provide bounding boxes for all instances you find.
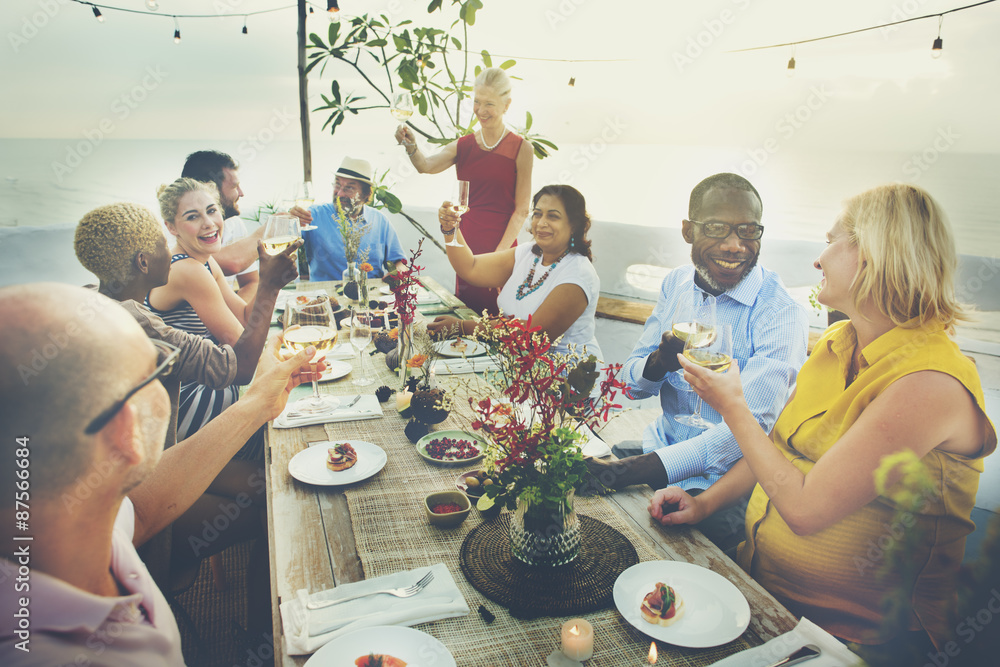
[415,287,439,304]
[709,617,865,666]
[272,395,383,428]
[432,357,501,375]
[280,563,469,655]
[323,343,356,361]
[577,423,611,458]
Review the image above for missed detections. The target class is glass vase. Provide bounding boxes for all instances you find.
[341,262,368,304]
[397,321,413,387]
[509,489,580,567]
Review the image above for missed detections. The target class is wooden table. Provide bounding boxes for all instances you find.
[265,277,798,666]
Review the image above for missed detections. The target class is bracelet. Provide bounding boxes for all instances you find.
[406,145,417,157]
[440,225,456,236]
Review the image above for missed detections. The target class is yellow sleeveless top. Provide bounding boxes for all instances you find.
[737,319,996,647]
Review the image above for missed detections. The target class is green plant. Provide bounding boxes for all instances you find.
[306,2,557,159]
[808,284,829,314]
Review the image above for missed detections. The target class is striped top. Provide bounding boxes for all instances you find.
[145,254,213,339]
[622,264,809,491]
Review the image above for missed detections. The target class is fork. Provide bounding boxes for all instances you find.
[306,571,434,610]
[286,395,361,419]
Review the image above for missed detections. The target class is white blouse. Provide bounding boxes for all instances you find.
[496,244,603,360]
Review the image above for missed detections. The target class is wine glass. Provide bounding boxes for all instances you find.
[669,290,716,388]
[284,297,341,414]
[445,180,470,248]
[295,182,317,231]
[349,309,374,387]
[676,323,732,430]
[262,214,301,256]
[391,92,414,127]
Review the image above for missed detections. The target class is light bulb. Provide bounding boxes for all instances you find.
[327,0,340,12]
[173,28,181,44]
[242,24,248,35]
[786,56,796,78]
[145,0,159,10]
[931,37,943,59]
[92,6,104,22]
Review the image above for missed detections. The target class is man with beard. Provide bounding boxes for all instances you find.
[182,150,263,298]
[289,157,405,281]
[586,173,807,554]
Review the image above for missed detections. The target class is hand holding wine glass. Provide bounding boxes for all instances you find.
[661,290,716,381]
[262,214,302,256]
[295,182,318,231]
[676,323,732,430]
[445,180,470,248]
[284,296,340,414]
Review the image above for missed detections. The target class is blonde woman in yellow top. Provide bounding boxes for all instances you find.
[650,183,996,650]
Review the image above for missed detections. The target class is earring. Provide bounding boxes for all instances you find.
[569,238,575,249]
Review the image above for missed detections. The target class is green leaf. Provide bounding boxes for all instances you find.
[377,190,403,214]
[481,49,492,67]
[392,34,408,52]
[367,38,388,48]
[499,59,516,70]
[310,33,327,49]
[525,111,533,131]
[328,21,340,45]
[451,36,462,50]
[427,0,443,13]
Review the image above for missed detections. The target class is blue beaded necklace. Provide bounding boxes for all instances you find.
[515,250,570,300]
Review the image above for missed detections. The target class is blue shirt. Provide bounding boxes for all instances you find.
[304,203,406,281]
[622,264,808,492]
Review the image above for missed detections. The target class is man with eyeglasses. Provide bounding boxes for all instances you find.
[0,283,317,665]
[586,173,808,555]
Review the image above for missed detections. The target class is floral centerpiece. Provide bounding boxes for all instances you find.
[337,194,370,300]
[468,316,625,566]
[387,240,424,385]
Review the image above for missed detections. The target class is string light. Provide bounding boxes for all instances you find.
[568,77,575,87]
[932,16,944,59]
[91,5,104,22]
[327,1,339,12]
[173,17,181,44]
[145,0,158,10]
[242,17,248,35]
[786,45,796,77]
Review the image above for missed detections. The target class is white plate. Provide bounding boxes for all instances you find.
[433,339,487,358]
[274,289,328,311]
[613,561,750,648]
[304,625,456,667]
[379,284,393,295]
[287,440,386,486]
[318,359,352,382]
[415,429,487,466]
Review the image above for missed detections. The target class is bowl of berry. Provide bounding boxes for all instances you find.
[424,490,471,527]
[415,430,486,466]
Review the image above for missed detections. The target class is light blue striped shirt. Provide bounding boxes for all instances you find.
[622,264,808,492]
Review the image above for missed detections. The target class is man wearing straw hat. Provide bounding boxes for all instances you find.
[289,157,406,282]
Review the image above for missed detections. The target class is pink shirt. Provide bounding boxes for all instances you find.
[0,498,185,665]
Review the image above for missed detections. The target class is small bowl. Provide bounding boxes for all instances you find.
[424,490,471,528]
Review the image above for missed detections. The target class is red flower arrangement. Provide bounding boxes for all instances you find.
[390,239,424,327]
[468,316,625,512]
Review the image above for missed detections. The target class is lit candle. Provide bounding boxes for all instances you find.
[561,619,593,661]
[647,641,658,664]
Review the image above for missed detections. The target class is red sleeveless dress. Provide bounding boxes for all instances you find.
[454,131,523,316]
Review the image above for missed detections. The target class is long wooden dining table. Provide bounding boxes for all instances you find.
[264,276,799,666]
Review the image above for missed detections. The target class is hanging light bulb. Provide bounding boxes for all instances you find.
[242,18,248,35]
[327,1,340,12]
[173,18,181,44]
[309,6,315,14]
[931,16,944,59]
[92,5,104,22]
[145,0,159,10]
[568,77,576,87]
[786,45,796,78]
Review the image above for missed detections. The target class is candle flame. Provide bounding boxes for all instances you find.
[648,641,658,663]
[569,624,580,637]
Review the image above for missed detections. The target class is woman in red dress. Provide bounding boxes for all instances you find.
[395,67,534,315]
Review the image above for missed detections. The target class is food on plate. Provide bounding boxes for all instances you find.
[449,338,469,353]
[355,654,407,667]
[640,582,685,627]
[425,436,480,461]
[295,294,340,310]
[327,443,358,472]
[461,470,496,497]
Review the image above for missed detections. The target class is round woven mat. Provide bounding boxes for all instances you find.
[459,514,638,618]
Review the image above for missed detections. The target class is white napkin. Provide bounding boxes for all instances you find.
[272,395,383,428]
[432,357,501,375]
[323,343,355,361]
[274,289,327,310]
[415,286,440,304]
[280,563,470,655]
[577,423,611,458]
[709,618,866,666]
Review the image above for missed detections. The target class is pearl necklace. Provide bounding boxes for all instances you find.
[515,250,569,301]
[481,126,507,151]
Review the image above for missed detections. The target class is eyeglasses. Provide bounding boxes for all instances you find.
[84,339,180,435]
[687,219,764,241]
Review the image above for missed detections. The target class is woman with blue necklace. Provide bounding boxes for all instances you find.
[428,184,602,360]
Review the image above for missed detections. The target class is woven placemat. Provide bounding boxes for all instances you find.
[459,514,638,618]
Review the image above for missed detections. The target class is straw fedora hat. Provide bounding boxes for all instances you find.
[336,157,374,186]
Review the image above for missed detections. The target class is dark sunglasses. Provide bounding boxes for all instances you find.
[687,219,764,241]
[84,339,179,435]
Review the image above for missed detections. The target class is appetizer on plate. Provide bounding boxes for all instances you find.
[641,582,685,627]
[425,436,480,461]
[327,443,358,472]
[355,654,406,667]
[449,338,469,353]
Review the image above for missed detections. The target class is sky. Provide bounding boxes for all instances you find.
[3,0,1000,154]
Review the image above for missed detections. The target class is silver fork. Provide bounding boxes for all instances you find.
[306,571,434,610]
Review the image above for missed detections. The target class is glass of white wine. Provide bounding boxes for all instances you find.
[349,309,373,387]
[676,323,732,430]
[295,182,317,231]
[262,214,301,255]
[669,290,716,389]
[284,297,341,414]
[391,92,414,126]
[446,180,470,248]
